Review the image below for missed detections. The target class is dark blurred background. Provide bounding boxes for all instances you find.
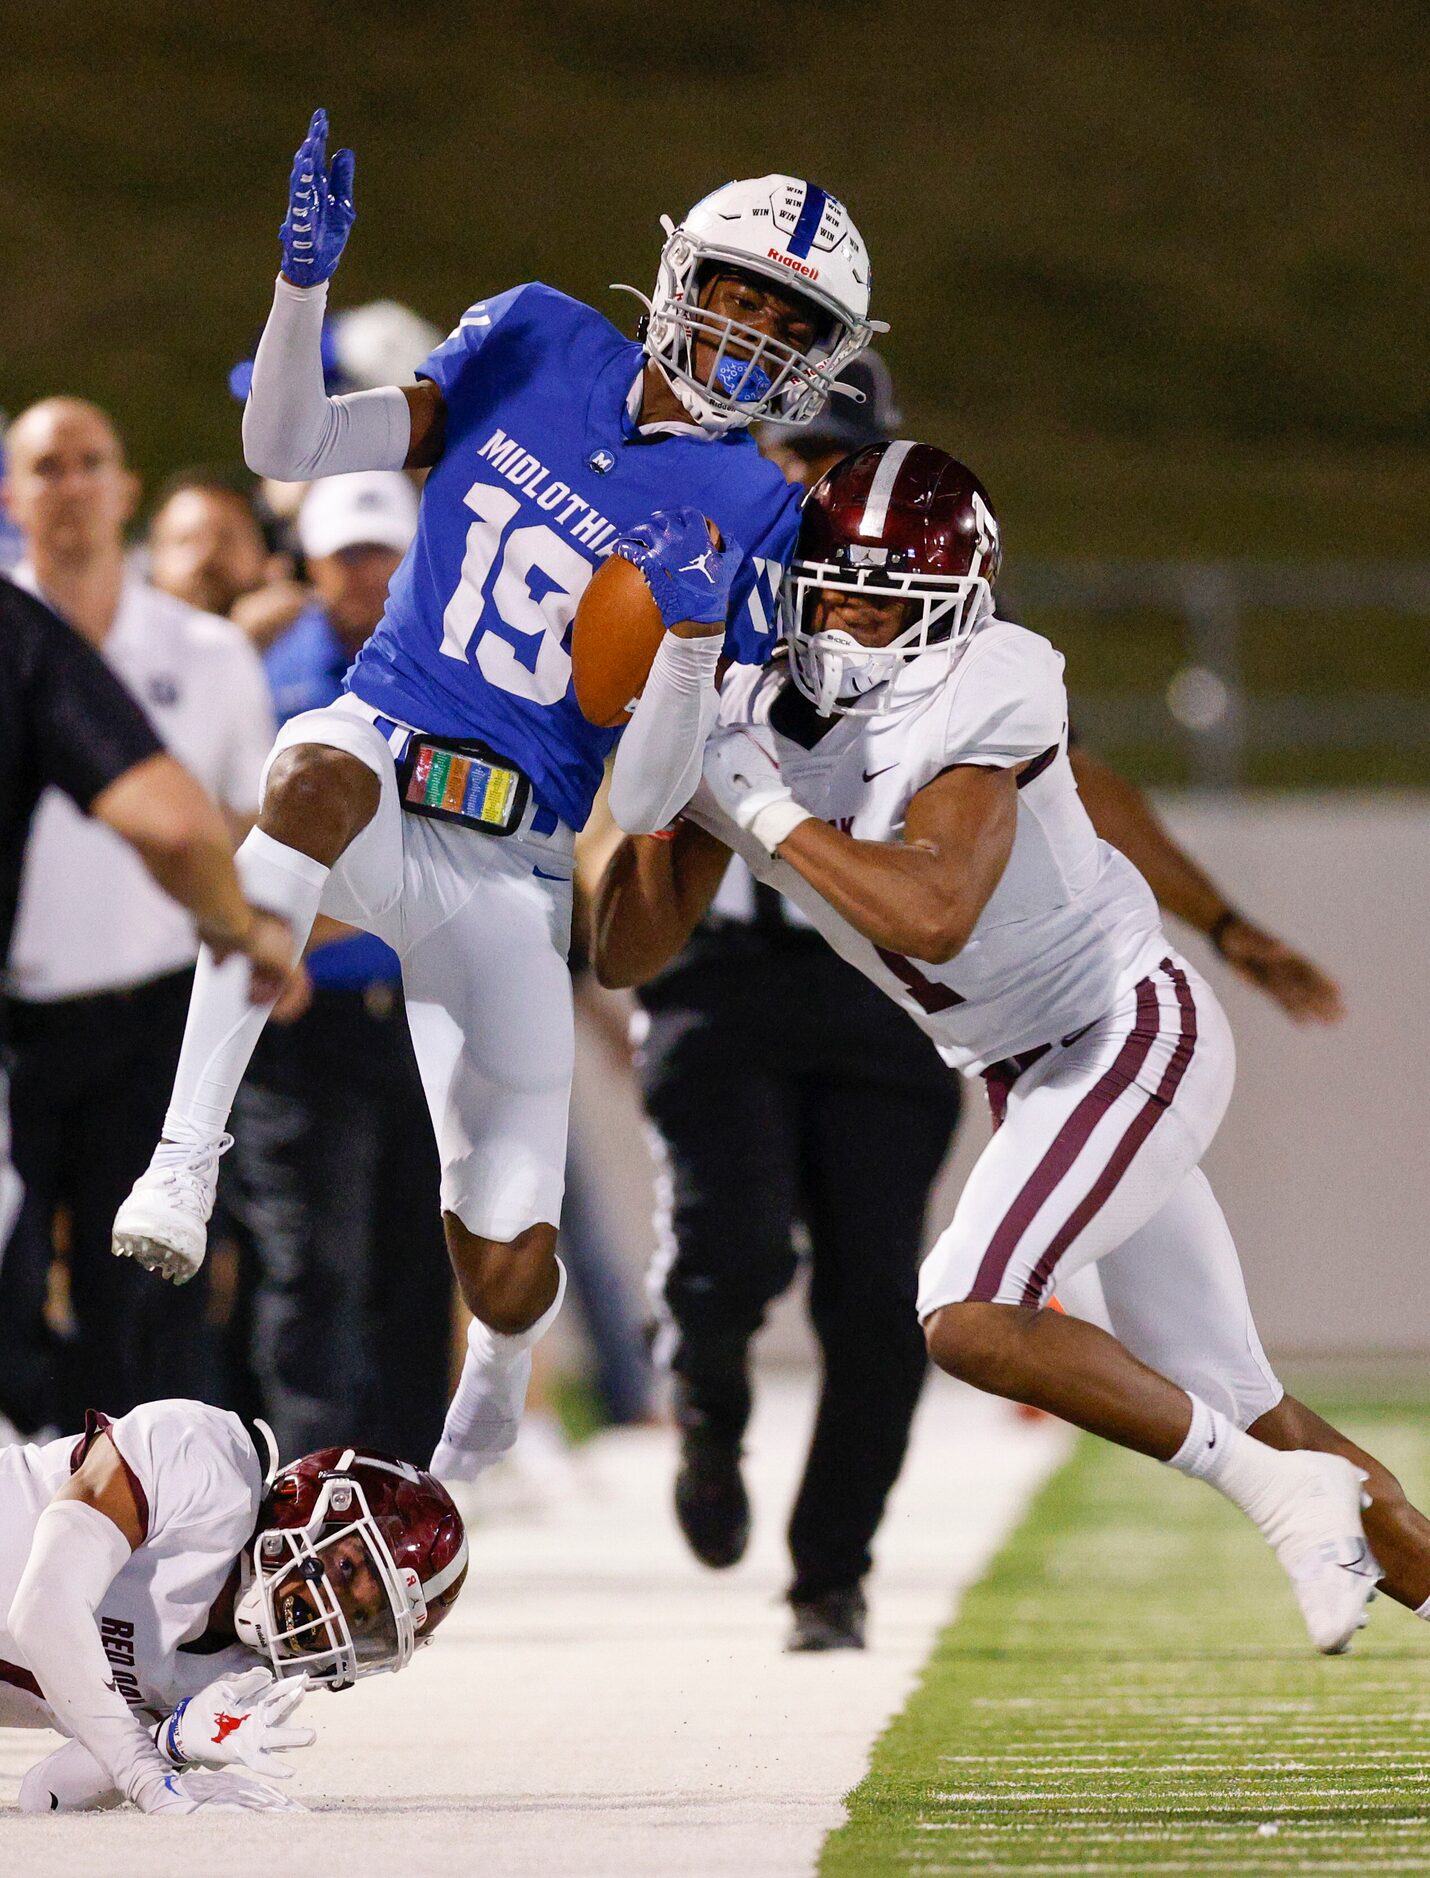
[3,1,1426,786]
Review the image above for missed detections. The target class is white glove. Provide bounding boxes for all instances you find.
[702,723,812,855]
[132,1767,308,1814]
[156,1667,315,1778]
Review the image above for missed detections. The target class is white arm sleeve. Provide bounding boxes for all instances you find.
[8,1500,168,1803]
[607,634,722,835]
[242,276,412,480]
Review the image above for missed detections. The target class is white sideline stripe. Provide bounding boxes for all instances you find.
[860,437,915,536]
[0,1373,1067,1875]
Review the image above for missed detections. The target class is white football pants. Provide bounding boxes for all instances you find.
[263,695,575,1242]
[918,954,1283,1429]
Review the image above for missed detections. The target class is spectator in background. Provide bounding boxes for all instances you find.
[147,468,309,652]
[0,422,26,572]
[222,470,453,1462]
[0,398,276,1429]
[0,572,295,1440]
[634,356,961,1652]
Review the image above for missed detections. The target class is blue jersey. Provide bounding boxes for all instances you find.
[347,284,801,831]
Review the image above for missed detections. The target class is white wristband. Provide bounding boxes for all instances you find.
[747,799,813,855]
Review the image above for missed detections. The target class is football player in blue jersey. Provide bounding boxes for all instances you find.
[113,110,881,1488]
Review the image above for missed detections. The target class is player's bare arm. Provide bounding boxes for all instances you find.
[592,819,733,988]
[402,379,448,468]
[773,761,1018,964]
[1070,745,1344,1023]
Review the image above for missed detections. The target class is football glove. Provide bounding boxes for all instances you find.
[612,506,742,631]
[132,1767,308,1814]
[155,1667,315,1778]
[280,108,355,287]
[703,722,812,854]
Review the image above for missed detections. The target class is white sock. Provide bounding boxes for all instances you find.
[1167,1392,1305,1535]
[163,828,328,1142]
[1415,1597,1430,1622]
[435,1260,568,1470]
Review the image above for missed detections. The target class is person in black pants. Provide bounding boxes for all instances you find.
[2,401,276,1431]
[634,356,959,1650]
[225,975,452,1461]
[638,888,959,1648]
[0,570,293,1435]
[5,972,211,1426]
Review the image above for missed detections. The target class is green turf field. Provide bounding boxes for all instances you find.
[824,1406,1430,1875]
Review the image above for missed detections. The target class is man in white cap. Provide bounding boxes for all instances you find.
[226,470,453,1466]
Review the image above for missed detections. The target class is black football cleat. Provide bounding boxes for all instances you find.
[674,1432,750,1569]
[785,1585,868,1652]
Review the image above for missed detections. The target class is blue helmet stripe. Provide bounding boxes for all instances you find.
[787,182,829,259]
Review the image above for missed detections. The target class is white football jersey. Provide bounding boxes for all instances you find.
[692,619,1168,1073]
[0,1400,263,1728]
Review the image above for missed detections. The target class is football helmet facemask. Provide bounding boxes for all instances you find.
[783,441,1002,718]
[614,176,884,433]
[234,1447,468,1691]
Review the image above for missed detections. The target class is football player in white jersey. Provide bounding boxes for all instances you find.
[0,1399,467,1814]
[593,441,1430,1655]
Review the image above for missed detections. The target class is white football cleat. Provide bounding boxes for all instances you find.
[1261,1451,1381,1654]
[111,1129,232,1284]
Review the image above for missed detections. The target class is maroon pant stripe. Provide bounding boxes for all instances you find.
[966,976,1163,1304]
[1018,959,1199,1306]
[0,1658,41,1699]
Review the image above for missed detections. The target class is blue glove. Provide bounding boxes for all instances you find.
[612,506,743,630]
[279,109,355,287]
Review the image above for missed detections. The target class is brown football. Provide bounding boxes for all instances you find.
[571,553,665,727]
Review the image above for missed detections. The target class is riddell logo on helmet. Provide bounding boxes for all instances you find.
[768,247,820,282]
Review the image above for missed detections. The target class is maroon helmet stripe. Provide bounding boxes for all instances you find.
[1018,961,1199,1306]
[965,977,1161,1304]
[1016,744,1060,789]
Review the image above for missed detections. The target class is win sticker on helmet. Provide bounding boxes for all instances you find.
[783,441,1003,718]
[614,175,886,432]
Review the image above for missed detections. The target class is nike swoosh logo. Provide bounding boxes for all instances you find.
[863,764,897,782]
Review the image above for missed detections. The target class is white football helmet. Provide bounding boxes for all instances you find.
[614,176,884,433]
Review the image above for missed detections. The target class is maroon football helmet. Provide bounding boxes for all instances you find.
[782,440,1001,715]
[234,1447,469,1690]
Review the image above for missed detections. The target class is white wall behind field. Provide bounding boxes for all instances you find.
[575,795,1430,1368]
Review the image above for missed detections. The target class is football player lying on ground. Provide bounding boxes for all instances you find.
[1,1398,466,1814]
[112,108,881,1497]
[592,441,1430,1655]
